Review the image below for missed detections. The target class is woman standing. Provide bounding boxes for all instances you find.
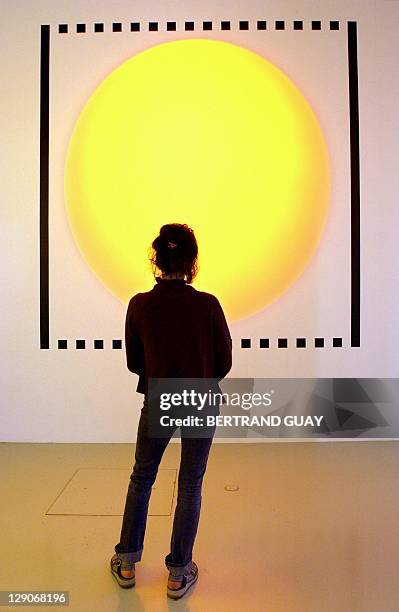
[110,223,232,600]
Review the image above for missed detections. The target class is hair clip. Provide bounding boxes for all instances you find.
[167,241,177,249]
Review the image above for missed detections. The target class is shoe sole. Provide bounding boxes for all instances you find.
[167,570,198,599]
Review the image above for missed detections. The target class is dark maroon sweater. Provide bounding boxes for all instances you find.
[125,277,232,394]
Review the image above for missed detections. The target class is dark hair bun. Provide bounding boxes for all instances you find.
[150,223,198,283]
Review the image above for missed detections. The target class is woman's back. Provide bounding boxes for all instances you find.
[125,276,232,394]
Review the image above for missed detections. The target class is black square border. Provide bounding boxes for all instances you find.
[39,21,360,350]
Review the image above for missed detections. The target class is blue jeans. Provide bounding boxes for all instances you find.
[114,395,216,576]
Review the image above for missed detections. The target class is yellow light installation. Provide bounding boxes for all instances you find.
[64,38,331,321]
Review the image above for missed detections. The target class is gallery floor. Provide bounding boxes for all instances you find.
[1,440,398,611]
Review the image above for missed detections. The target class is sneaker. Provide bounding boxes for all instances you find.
[167,561,198,600]
[110,554,136,588]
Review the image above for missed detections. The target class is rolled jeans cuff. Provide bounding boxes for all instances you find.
[114,547,142,569]
[166,560,193,577]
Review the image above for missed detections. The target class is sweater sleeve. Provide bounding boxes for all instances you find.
[125,296,145,376]
[211,296,232,381]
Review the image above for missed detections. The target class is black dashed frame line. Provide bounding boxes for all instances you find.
[57,339,123,349]
[56,337,343,349]
[40,20,360,350]
[241,337,343,349]
[57,20,342,34]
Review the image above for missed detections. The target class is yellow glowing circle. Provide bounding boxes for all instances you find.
[65,38,330,321]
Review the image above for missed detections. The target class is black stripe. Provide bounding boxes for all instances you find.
[40,25,50,349]
[347,21,361,347]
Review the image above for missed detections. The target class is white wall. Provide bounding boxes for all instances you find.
[1,0,398,441]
